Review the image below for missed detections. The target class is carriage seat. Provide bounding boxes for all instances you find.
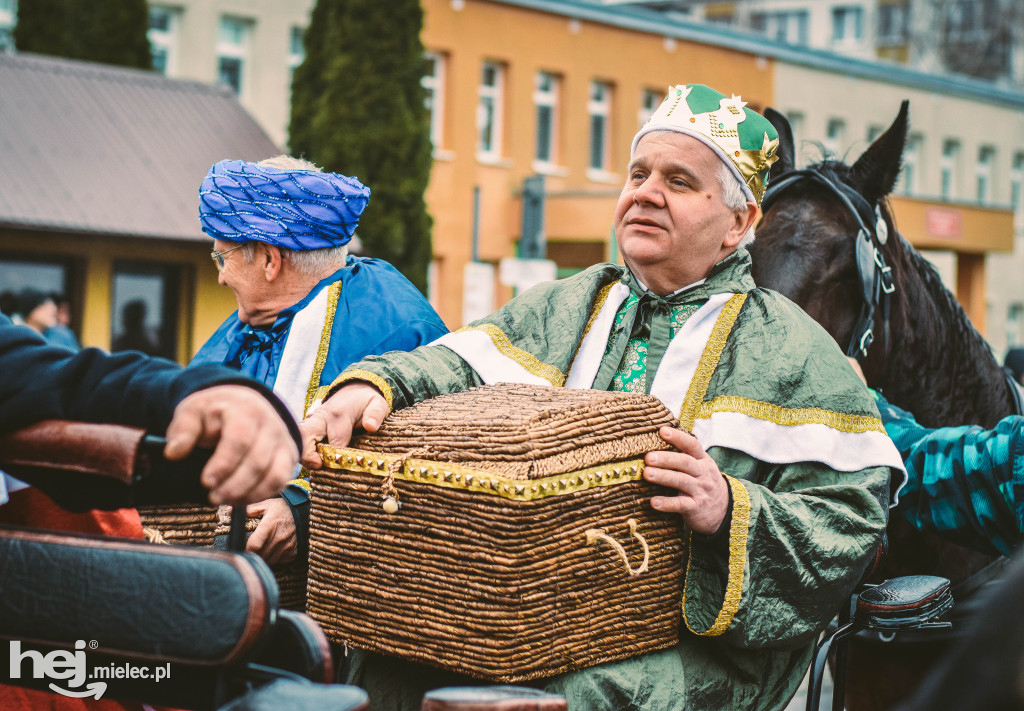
[855,576,953,631]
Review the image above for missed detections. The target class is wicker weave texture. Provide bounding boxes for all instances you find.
[137,504,218,547]
[308,384,687,682]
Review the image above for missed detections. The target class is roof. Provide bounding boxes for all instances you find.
[0,52,281,242]
[497,0,1024,111]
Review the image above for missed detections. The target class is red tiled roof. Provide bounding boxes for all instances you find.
[0,52,281,241]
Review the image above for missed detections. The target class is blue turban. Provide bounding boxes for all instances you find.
[198,160,371,250]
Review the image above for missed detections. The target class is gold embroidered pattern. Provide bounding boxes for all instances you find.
[682,474,750,636]
[330,369,395,411]
[304,280,343,417]
[320,446,646,501]
[465,323,565,386]
[288,478,311,493]
[678,294,747,429]
[696,396,887,434]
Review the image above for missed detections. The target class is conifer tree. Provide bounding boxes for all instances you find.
[14,0,151,69]
[290,0,433,292]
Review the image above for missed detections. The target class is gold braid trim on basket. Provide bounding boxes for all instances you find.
[696,396,887,434]
[328,370,395,411]
[681,474,750,637]
[458,323,566,387]
[678,294,746,430]
[319,446,647,501]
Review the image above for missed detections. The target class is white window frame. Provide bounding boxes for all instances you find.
[217,16,252,99]
[976,145,995,204]
[831,6,864,44]
[587,80,613,178]
[638,88,662,129]
[877,1,909,44]
[900,134,921,196]
[289,26,305,79]
[476,61,505,162]
[941,139,960,201]
[533,71,559,169]
[825,118,845,157]
[1011,152,1023,224]
[148,6,179,76]
[422,51,447,153]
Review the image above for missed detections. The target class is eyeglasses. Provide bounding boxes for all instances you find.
[210,243,246,271]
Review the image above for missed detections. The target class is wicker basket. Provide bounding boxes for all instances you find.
[138,504,219,547]
[309,383,687,682]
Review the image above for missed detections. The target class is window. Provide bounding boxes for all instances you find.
[832,6,863,43]
[217,16,252,98]
[976,146,995,204]
[1011,152,1023,220]
[1008,303,1024,349]
[0,0,15,52]
[750,10,809,45]
[900,134,921,196]
[110,262,180,361]
[638,88,663,128]
[422,52,447,150]
[867,125,883,144]
[941,139,960,200]
[0,256,74,323]
[288,26,305,82]
[588,81,612,172]
[825,118,845,157]
[534,71,559,164]
[148,6,179,75]
[476,61,504,159]
[877,1,909,44]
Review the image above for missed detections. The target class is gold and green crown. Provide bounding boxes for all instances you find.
[631,84,779,205]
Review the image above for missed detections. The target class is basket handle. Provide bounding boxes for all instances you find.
[585,518,650,576]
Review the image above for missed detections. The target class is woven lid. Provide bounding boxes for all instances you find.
[349,383,678,480]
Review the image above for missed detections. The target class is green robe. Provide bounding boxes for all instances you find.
[329,249,899,711]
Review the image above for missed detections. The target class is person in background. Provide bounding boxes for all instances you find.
[45,292,81,351]
[13,289,58,335]
[191,154,448,565]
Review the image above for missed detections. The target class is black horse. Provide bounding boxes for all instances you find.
[749,103,1018,710]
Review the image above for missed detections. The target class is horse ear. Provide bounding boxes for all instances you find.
[851,100,909,203]
[764,107,795,182]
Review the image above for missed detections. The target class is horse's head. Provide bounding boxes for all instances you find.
[749,102,908,383]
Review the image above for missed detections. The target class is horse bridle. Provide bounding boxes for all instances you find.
[761,169,895,362]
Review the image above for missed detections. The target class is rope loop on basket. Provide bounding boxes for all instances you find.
[381,446,435,513]
[585,518,650,576]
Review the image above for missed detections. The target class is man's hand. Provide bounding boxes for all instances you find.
[245,497,298,565]
[643,426,730,535]
[164,385,298,505]
[299,382,389,469]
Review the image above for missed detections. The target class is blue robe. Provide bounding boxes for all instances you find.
[191,256,448,418]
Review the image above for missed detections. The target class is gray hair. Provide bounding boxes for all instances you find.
[717,162,756,248]
[237,241,349,276]
[235,155,351,273]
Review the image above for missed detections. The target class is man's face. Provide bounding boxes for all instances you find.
[214,239,275,326]
[614,131,749,295]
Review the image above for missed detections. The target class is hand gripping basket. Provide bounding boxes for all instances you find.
[308,383,688,682]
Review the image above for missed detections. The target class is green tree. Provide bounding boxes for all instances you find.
[14,0,151,70]
[290,0,433,292]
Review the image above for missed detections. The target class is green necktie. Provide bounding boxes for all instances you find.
[592,273,702,393]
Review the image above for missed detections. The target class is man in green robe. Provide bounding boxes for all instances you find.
[300,84,904,710]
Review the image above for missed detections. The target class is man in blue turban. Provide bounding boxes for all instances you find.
[191,155,448,564]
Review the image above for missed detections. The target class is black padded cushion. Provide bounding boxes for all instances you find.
[218,678,368,711]
[856,575,953,630]
[0,527,274,664]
